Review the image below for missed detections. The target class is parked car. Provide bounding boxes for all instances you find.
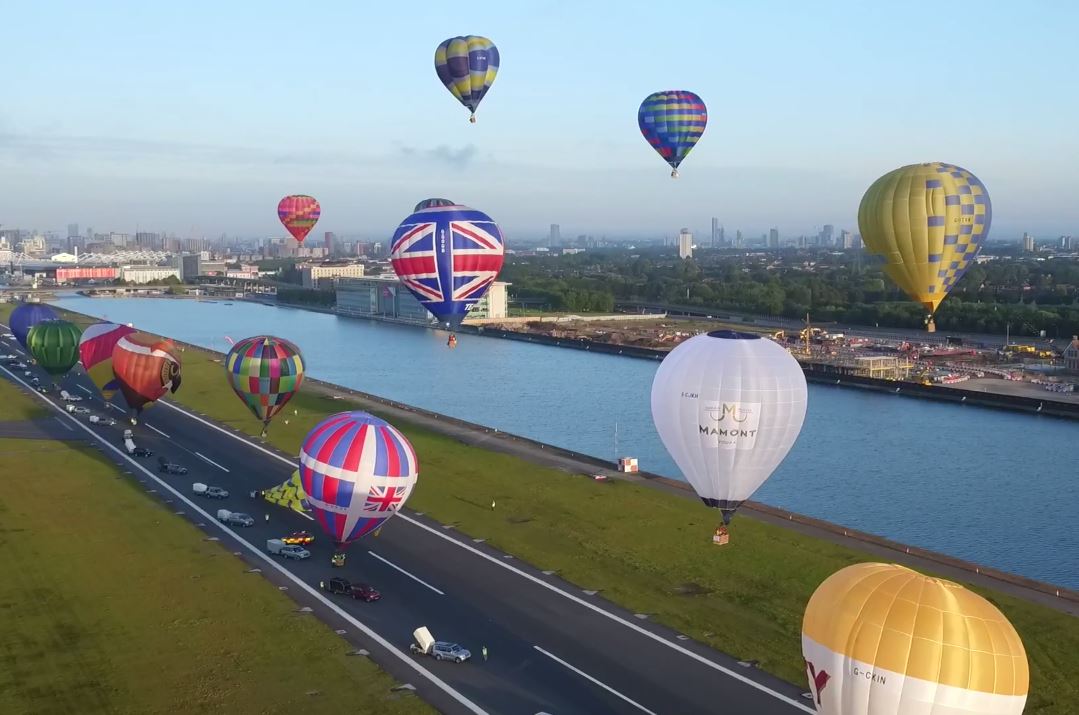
[266,539,310,560]
[130,447,153,458]
[409,627,470,663]
[282,530,314,545]
[217,509,254,527]
[319,577,381,602]
[65,405,90,415]
[37,386,49,394]
[157,457,188,475]
[88,415,116,426]
[193,483,229,499]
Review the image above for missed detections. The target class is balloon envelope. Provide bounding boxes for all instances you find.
[26,319,82,376]
[79,322,137,399]
[414,197,456,212]
[858,162,992,317]
[299,412,418,549]
[9,303,58,350]
[277,194,321,244]
[390,204,505,329]
[112,332,182,413]
[650,330,807,523]
[802,563,1028,715]
[638,90,707,176]
[225,335,305,430]
[434,36,499,120]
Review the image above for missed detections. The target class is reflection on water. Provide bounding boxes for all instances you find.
[53,296,1079,588]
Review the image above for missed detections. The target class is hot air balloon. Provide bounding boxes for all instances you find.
[79,322,136,399]
[389,203,505,331]
[414,197,456,212]
[802,562,1029,715]
[299,411,419,566]
[26,319,82,377]
[638,90,708,177]
[434,36,499,123]
[277,194,321,244]
[112,332,182,421]
[858,162,992,333]
[9,303,58,351]
[224,335,305,437]
[650,330,807,535]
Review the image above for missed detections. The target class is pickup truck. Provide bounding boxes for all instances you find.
[193,483,229,499]
[319,577,381,602]
[266,539,310,560]
[216,509,254,527]
[409,627,470,663]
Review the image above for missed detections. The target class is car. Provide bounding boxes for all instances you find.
[282,530,314,545]
[37,386,49,394]
[193,484,229,499]
[66,405,90,415]
[30,377,40,385]
[409,627,470,663]
[267,539,310,560]
[88,415,116,426]
[13,362,27,368]
[319,577,381,602]
[158,458,188,475]
[130,447,153,458]
[219,511,254,528]
[23,371,32,377]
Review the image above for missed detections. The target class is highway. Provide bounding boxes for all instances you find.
[1,329,813,715]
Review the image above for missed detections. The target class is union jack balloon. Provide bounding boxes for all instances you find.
[298,412,419,550]
[389,204,505,330]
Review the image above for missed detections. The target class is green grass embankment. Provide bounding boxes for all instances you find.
[0,379,49,421]
[0,369,431,714]
[6,301,1079,713]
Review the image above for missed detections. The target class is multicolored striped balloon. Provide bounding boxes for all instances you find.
[277,194,321,244]
[224,335,305,435]
[638,90,708,177]
[299,412,419,550]
[434,36,499,123]
[79,322,136,399]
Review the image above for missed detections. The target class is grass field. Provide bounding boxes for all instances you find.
[0,378,49,421]
[0,373,431,713]
[5,301,1079,713]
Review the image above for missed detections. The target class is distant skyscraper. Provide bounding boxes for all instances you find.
[735,230,743,248]
[840,229,854,249]
[549,223,561,247]
[67,223,79,238]
[1023,232,1035,252]
[324,231,337,256]
[710,217,719,248]
[821,224,835,247]
[768,227,779,249]
[678,228,693,259]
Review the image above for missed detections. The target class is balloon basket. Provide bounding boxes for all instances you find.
[712,527,730,546]
[925,317,937,333]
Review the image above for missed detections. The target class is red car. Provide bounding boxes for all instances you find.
[282,530,314,546]
[320,577,381,602]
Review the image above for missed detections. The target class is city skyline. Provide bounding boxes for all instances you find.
[3,1,1078,238]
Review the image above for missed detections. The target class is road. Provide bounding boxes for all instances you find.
[0,330,812,715]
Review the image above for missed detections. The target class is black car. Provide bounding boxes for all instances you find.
[319,577,381,602]
[130,447,153,458]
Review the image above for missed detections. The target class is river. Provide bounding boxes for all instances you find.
[51,295,1079,589]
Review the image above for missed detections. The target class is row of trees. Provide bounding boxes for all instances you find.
[502,249,1079,338]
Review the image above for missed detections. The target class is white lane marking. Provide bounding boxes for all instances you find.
[145,423,171,438]
[534,646,658,715]
[106,402,123,412]
[157,398,812,712]
[77,385,93,395]
[0,365,488,715]
[195,451,230,472]
[368,551,445,595]
[53,416,74,431]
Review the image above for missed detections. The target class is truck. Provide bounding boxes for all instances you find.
[216,509,254,527]
[60,390,82,402]
[193,483,229,499]
[266,539,310,560]
[409,626,470,663]
[122,429,137,454]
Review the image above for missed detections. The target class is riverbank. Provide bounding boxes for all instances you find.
[17,302,1079,713]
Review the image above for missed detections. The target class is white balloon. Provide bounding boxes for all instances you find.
[650,330,808,522]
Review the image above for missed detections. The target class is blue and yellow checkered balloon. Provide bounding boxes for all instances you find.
[858,162,992,319]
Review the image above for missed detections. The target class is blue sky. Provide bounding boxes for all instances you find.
[2,0,1077,241]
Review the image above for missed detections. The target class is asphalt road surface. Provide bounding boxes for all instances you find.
[0,330,813,715]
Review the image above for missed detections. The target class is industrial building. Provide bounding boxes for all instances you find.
[335,275,509,324]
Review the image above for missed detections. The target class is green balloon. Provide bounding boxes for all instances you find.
[27,319,83,376]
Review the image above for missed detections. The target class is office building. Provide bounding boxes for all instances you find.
[548,224,561,247]
[768,227,779,249]
[820,224,835,247]
[174,253,201,282]
[324,231,337,256]
[678,228,693,259]
[1023,232,1035,252]
[710,218,719,248]
[301,262,365,289]
[840,229,854,249]
[67,223,79,238]
[335,275,509,323]
[121,266,181,284]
